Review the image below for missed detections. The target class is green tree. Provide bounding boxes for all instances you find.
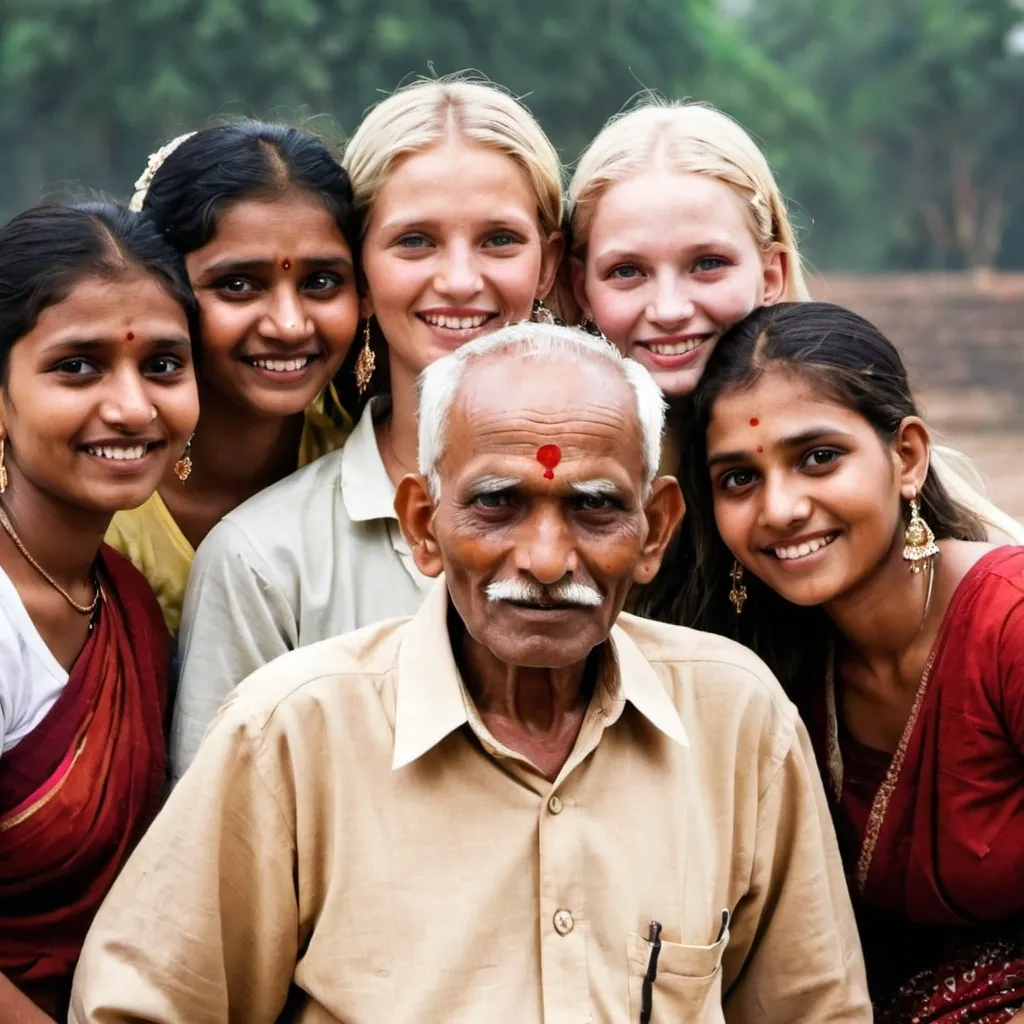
[733,0,1024,270]
[0,0,747,219]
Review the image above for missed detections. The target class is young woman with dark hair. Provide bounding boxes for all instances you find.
[677,301,1024,1022]
[0,202,198,1022]
[106,120,362,634]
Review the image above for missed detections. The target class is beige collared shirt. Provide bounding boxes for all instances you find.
[171,398,433,779]
[73,582,869,1023]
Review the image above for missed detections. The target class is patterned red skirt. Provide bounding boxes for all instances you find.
[877,939,1024,1023]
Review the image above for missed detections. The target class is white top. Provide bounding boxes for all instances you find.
[173,398,434,780]
[0,564,69,755]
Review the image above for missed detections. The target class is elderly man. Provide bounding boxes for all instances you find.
[70,323,869,1023]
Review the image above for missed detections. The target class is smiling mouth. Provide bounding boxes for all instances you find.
[638,337,709,357]
[82,441,163,461]
[243,355,318,373]
[418,312,497,332]
[767,532,839,560]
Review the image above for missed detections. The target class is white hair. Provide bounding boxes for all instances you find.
[416,322,666,500]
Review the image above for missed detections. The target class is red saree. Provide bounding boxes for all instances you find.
[0,544,169,1018]
[809,546,1024,1023]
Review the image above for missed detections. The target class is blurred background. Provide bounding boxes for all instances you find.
[1,0,1021,516]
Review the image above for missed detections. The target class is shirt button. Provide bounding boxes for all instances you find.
[548,795,563,815]
[553,909,575,936]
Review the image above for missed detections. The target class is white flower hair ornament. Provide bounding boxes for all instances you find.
[128,132,198,212]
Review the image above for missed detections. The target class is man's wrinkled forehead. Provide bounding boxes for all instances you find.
[440,354,645,476]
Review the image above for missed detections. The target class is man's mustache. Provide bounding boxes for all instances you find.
[485,577,603,608]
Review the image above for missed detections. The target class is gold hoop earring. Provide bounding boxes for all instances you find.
[531,298,564,326]
[355,319,376,395]
[902,496,939,573]
[728,560,747,614]
[174,434,193,483]
[0,436,7,493]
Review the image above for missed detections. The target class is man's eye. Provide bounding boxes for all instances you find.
[473,492,512,508]
[576,494,614,511]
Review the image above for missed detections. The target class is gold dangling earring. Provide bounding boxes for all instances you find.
[174,434,193,483]
[355,318,376,395]
[581,316,606,340]
[0,436,7,493]
[902,495,939,574]
[728,559,747,614]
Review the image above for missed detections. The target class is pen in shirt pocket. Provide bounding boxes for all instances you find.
[639,910,731,1024]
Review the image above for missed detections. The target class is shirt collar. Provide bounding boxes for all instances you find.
[340,397,398,523]
[392,583,688,770]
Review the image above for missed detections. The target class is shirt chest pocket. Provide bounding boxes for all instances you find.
[625,923,728,1024]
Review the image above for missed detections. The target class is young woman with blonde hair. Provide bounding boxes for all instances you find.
[171,75,564,779]
[566,98,1023,578]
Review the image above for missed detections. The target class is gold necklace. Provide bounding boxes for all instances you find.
[824,554,938,805]
[0,504,100,615]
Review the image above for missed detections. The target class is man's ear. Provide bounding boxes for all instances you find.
[394,473,444,578]
[633,476,685,585]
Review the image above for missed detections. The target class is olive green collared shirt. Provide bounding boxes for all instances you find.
[71,582,870,1024]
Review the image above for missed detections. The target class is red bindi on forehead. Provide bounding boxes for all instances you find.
[126,331,135,341]
[281,259,291,270]
[749,417,759,427]
[536,444,561,480]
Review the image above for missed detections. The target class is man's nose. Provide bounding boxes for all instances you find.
[514,507,578,585]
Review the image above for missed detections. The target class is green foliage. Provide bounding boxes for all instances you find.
[729,0,1024,269]
[0,0,734,212]
[0,0,1021,270]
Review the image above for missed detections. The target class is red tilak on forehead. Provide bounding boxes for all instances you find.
[536,444,561,480]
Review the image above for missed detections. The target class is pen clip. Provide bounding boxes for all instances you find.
[716,908,730,944]
[640,920,663,1024]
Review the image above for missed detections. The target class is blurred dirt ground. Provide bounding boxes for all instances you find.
[812,274,1024,522]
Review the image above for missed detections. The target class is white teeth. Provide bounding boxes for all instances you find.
[647,338,704,356]
[86,445,148,461]
[772,534,837,560]
[251,357,311,372]
[421,313,491,330]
